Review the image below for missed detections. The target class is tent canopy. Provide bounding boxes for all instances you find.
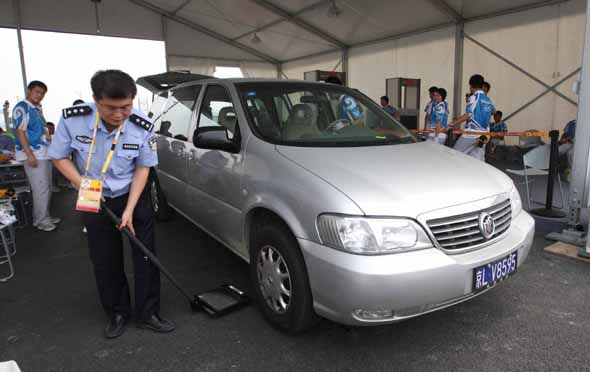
[0,0,574,64]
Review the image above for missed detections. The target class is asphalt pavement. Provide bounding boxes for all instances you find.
[1,189,589,372]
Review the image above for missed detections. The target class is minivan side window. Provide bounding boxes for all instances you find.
[198,85,237,136]
[158,85,201,141]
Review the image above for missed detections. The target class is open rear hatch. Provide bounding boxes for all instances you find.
[136,70,214,94]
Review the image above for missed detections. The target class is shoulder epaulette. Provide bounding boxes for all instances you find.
[62,105,92,119]
[129,114,154,132]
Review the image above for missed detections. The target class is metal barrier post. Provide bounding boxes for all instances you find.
[531,130,566,218]
[446,128,455,148]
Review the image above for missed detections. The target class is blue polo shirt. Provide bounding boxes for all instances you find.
[12,100,49,161]
[429,101,448,129]
[465,91,495,133]
[338,95,363,121]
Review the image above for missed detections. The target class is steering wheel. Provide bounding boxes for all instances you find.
[323,119,351,134]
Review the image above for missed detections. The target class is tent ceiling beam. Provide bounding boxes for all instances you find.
[426,0,464,22]
[129,0,280,64]
[281,0,572,65]
[232,0,330,42]
[171,0,193,15]
[248,0,347,48]
[466,0,571,23]
[168,53,268,63]
[282,22,454,64]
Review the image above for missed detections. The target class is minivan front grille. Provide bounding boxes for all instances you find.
[426,199,511,251]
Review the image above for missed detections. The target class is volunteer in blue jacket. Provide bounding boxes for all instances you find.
[427,88,449,145]
[48,70,174,339]
[13,81,61,231]
[449,74,495,161]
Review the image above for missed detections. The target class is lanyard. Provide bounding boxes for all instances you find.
[84,113,123,177]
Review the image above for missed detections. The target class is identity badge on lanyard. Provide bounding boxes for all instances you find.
[76,113,123,213]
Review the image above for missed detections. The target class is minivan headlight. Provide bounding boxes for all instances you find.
[317,215,433,255]
[510,186,522,217]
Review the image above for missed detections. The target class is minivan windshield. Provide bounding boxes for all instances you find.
[237,82,416,147]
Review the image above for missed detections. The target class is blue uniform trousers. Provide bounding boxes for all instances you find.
[82,190,160,322]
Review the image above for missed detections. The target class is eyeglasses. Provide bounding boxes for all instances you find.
[97,102,133,114]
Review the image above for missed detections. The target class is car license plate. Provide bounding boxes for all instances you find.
[473,251,518,291]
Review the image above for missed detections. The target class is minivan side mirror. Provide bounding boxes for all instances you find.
[193,127,239,153]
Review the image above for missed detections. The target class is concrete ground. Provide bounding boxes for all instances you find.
[1,174,590,372]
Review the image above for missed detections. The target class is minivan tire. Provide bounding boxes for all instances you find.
[149,169,173,222]
[250,220,319,333]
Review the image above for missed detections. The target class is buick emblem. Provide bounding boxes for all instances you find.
[479,212,495,239]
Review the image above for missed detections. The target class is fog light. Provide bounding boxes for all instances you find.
[353,309,394,321]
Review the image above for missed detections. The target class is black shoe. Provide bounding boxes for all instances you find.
[137,314,175,333]
[104,314,128,339]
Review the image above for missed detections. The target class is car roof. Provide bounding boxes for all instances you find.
[170,78,337,91]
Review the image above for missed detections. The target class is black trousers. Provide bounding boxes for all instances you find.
[82,191,160,321]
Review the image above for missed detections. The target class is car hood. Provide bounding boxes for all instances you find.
[275,141,513,218]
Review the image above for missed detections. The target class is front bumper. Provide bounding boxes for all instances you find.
[299,211,535,325]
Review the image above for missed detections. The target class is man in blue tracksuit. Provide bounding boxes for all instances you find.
[449,74,495,161]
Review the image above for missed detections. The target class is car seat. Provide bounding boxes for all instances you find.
[283,104,319,140]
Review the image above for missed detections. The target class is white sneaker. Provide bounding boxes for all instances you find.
[48,216,61,224]
[37,222,56,232]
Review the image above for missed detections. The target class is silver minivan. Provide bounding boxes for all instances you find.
[145,76,535,332]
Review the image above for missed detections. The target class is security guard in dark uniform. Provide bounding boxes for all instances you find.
[48,70,174,339]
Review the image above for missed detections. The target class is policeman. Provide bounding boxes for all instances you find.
[449,74,495,161]
[48,70,174,339]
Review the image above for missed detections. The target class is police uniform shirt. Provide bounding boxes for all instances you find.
[465,91,495,134]
[47,103,158,198]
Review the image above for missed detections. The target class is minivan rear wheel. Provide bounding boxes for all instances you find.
[250,220,318,333]
[149,169,173,222]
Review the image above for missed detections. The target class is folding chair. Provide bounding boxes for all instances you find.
[0,222,16,282]
[506,144,565,210]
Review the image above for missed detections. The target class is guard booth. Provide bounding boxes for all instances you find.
[385,78,421,130]
[304,70,347,86]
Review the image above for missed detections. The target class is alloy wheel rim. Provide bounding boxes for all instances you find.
[257,245,292,314]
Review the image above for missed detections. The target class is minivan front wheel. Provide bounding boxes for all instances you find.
[250,221,318,333]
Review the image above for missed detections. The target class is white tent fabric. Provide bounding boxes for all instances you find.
[2,0,583,63]
[240,62,278,78]
[349,26,456,120]
[168,56,215,76]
